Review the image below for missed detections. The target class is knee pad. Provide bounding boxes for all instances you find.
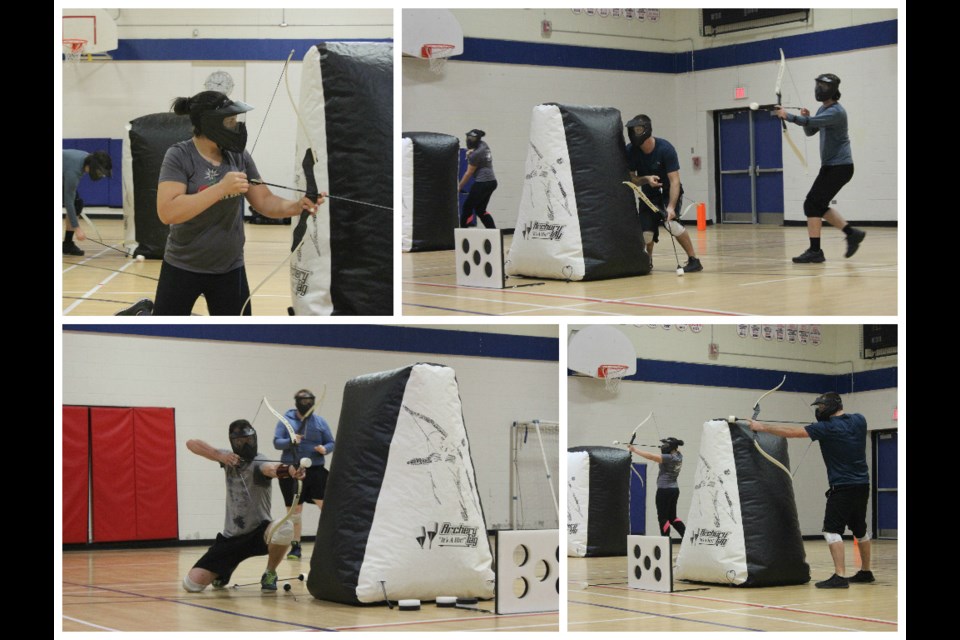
[823,532,843,544]
[182,576,207,592]
[803,197,827,218]
[643,231,655,244]
[856,533,871,543]
[665,220,684,237]
[267,519,295,546]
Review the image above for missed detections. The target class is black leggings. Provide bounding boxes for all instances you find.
[461,180,497,228]
[655,487,686,537]
[153,261,252,316]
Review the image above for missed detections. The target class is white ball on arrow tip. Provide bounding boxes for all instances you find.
[300,457,312,468]
[749,102,759,110]
[136,255,145,262]
[676,267,684,276]
[728,415,737,423]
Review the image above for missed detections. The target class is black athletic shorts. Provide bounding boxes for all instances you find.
[637,192,683,243]
[279,465,328,506]
[823,483,869,538]
[192,520,270,583]
[805,164,854,217]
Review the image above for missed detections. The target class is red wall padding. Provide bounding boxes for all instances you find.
[91,408,138,542]
[62,406,90,544]
[133,408,179,539]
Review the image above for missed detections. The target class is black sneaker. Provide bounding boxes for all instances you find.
[115,299,154,316]
[845,228,866,258]
[683,257,703,273]
[848,570,875,583]
[287,541,302,560]
[792,248,826,264]
[63,241,85,256]
[815,573,849,589]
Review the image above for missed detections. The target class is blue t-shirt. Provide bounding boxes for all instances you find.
[62,149,89,227]
[273,410,336,468]
[625,138,682,204]
[788,102,853,166]
[805,413,868,486]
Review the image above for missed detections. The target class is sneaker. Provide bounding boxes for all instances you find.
[845,228,866,258]
[848,570,875,583]
[814,573,849,589]
[63,241,85,256]
[683,257,703,273]
[792,248,826,264]
[115,298,154,316]
[261,570,278,592]
[287,541,302,560]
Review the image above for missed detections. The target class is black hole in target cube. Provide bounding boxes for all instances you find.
[644,556,651,570]
[462,239,470,253]
[473,250,481,265]
[462,261,471,276]
[484,239,492,254]
[485,262,493,277]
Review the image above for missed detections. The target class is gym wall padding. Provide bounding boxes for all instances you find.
[127,113,194,259]
[290,42,393,316]
[78,407,179,543]
[308,363,494,604]
[91,408,139,542]
[505,103,651,281]
[567,446,631,557]
[401,131,460,252]
[675,420,809,587]
[63,406,90,544]
[133,408,179,540]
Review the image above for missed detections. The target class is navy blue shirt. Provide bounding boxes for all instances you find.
[273,409,336,468]
[805,413,868,486]
[625,138,682,204]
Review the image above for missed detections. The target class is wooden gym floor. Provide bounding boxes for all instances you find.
[61,540,559,632]
[568,538,898,632]
[403,225,898,316]
[61,218,309,316]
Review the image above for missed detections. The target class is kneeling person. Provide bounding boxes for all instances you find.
[182,420,305,593]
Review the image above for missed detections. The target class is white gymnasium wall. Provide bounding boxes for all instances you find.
[62,327,558,539]
[60,9,392,203]
[567,324,897,536]
[402,8,898,228]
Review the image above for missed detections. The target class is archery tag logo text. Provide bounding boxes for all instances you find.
[689,528,731,547]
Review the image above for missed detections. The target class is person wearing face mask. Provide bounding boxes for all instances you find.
[62,149,112,255]
[152,91,324,315]
[182,420,305,593]
[457,128,497,229]
[749,392,874,589]
[273,389,336,560]
[774,74,866,263]
[628,437,686,539]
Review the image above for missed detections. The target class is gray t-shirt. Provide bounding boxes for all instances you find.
[468,141,496,182]
[158,141,261,274]
[792,103,853,166]
[657,452,683,489]
[220,451,273,538]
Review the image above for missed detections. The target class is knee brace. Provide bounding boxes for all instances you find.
[183,575,207,592]
[664,219,684,237]
[643,231,656,244]
[803,197,828,218]
[823,532,843,544]
[266,519,295,546]
[856,533,871,543]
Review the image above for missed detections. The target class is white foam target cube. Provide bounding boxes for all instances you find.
[627,535,672,592]
[495,529,560,614]
[454,229,505,288]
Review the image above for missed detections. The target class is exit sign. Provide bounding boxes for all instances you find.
[734,86,747,100]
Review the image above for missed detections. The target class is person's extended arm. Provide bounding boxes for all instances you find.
[666,170,681,220]
[748,420,810,438]
[157,172,249,225]
[628,445,663,464]
[186,439,239,465]
[458,164,477,191]
[245,184,322,219]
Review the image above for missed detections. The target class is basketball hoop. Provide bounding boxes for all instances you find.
[421,43,455,74]
[598,364,629,393]
[63,38,87,63]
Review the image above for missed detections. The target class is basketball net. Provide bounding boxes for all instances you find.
[63,38,87,63]
[422,43,455,74]
[598,364,628,393]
